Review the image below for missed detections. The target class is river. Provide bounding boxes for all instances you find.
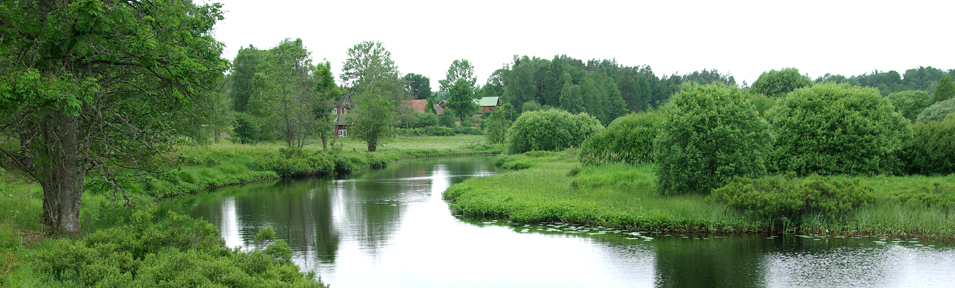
[161,157,955,287]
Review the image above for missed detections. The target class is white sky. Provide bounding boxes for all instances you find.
[207,0,955,89]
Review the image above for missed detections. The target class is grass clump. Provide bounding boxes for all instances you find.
[709,174,874,223]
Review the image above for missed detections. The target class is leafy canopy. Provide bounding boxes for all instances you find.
[769,83,910,175]
[653,83,772,195]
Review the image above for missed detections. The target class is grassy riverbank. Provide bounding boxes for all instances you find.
[0,135,501,286]
[444,151,955,239]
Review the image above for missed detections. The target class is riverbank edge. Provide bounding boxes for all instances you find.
[0,143,501,286]
[442,158,955,240]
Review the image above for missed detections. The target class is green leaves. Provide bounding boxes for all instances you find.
[770,83,910,176]
[654,83,772,195]
[506,109,603,154]
[751,68,812,97]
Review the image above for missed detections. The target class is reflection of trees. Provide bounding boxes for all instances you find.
[165,157,500,267]
[654,236,765,288]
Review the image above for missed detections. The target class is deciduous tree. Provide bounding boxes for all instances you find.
[0,0,228,235]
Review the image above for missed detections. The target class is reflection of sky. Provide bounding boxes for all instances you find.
[764,245,955,287]
[219,197,244,249]
[204,158,955,288]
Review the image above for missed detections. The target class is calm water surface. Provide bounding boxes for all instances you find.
[161,157,955,288]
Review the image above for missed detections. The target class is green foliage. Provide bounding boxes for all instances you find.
[34,209,325,287]
[403,73,432,100]
[439,59,477,93]
[710,175,874,221]
[414,112,439,128]
[352,91,395,152]
[886,90,933,121]
[257,148,334,178]
[397,126,455,137]
[438,111,456,128]
[903,113,955,175]
[233,113,261,144]
[506,110,604,154]
[934,75,955,102]
[889,183,955,209]
[654,83,772,195]
[751,68,812,97]
[916,98,955,123]
[446,78,477,121]
[254,227,276,242]
[580,112,660,166]
[484,103,513,144]
[769,83,911,175]
[521,101,542,114]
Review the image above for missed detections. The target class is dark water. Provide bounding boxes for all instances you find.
[161,157,955,288]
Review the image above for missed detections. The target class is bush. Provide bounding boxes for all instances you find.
[438,111,455,128]
[454,126,483,135]
[653,83,772,195]
[916,98,955,123]
[330,154,357,174]
[579,112,659,166]
[506,110,604,154]
[903,113,955,175]
[887,90,933,121]
[710,175,874,222]
[35,209,325,287]
[890,183,955,209]
[769,83,910,176]
[414,112,439,128]
[233,113,260,144]
[256,148,334,178]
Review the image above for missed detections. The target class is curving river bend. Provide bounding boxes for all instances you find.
[161,157,955,288]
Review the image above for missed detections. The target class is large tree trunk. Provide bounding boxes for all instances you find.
[37,110,86,236]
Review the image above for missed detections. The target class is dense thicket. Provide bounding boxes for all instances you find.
[916,98,955,123]
[886,90,933,121]
[904,113,955,175]
[579,112,660,166]
[506,110,603,154]
[653,83,772,195]
[769,83,910,176]
[37,209,325,287]
[710,175,874,222]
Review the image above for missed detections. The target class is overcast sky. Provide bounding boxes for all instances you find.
[208,0,954,89]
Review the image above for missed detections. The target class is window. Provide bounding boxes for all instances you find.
[338,129,347,137]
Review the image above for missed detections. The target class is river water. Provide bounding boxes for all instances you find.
[161,157,955,287]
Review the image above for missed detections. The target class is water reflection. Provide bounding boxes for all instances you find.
[162,157,955,288]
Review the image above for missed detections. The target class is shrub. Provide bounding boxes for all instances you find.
[710,174,874,221]
[769,83,910,176]
[233,113,260,144]
[506,110,603,154]
[35,209,325,287]
[330,154,357,174]
[579,112,659,166]
[414,112,439,128]
[438,111,455,128]
[887,90,932,121]
[890,183,955,209]
[455,126,483,135]
[916,98,955,123]
[653,83,772,195]
[903,113,955,174]
[256,148,334,178]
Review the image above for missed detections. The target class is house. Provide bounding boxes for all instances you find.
[474,96,500,113]
[434,99,447,116]
[334,93,354,137]
[401,99,429,114]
